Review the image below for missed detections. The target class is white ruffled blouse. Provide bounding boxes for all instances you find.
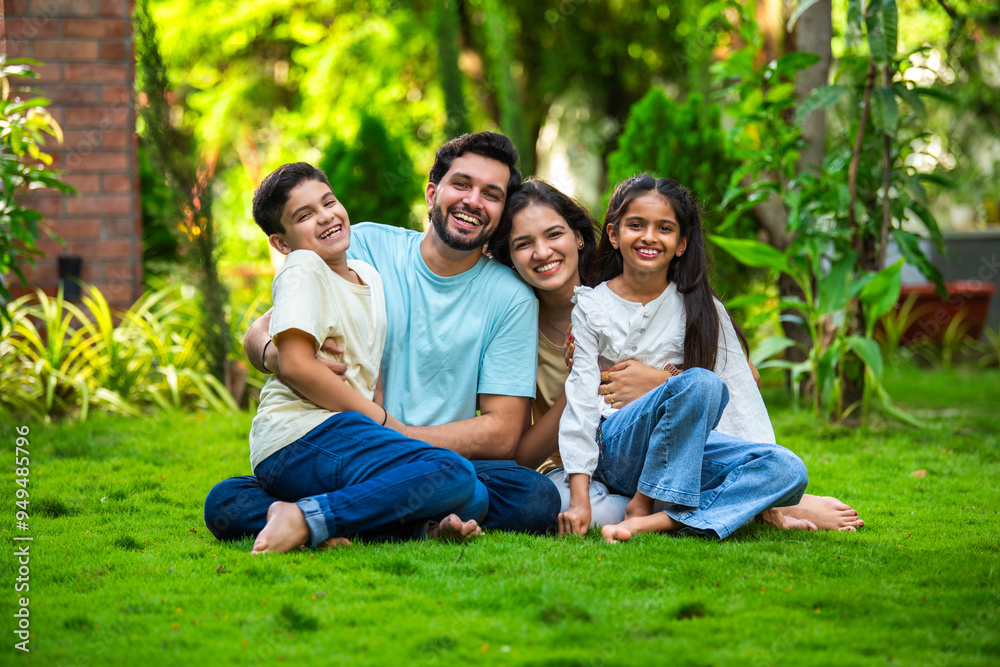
[557,282,776,477]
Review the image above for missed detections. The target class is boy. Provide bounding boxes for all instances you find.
[247,162,483,554]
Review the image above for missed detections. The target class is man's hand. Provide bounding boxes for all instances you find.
[598,360,672,410]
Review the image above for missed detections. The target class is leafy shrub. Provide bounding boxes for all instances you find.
[319,112,421,230]
[1,283,238,422]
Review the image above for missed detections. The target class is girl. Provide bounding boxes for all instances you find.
[557,174,815,542]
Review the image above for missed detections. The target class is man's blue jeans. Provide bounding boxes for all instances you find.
[596,368,809,539]
[250,412,484,547]
[206,433,560,541]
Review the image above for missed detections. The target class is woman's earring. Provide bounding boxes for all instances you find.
[577,240,584,249]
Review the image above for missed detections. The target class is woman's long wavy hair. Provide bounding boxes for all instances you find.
[594,174,726,371]
[487,178,601,288]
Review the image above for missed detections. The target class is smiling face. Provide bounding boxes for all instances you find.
[608,191,688,282]
[269,179,351,264]
[508,204,583,294]
[425,153,510,252]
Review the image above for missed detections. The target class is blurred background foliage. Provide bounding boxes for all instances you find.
[8,0,999,422]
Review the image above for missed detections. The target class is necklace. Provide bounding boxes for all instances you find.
[541,308,570,338]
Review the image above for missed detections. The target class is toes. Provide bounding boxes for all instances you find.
[838,525,857,532]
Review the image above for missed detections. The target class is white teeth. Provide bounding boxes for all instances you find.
[535,261,561,273]
[637,248,660,256]
[454,212,481,226]
[319,225,341,240]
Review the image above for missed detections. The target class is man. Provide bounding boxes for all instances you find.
[204,131,561,541]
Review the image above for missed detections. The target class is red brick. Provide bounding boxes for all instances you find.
[68,239,133,258]
[35,64,63,83]
[80,261,103,282]
[101,130,132,148]
[102,216,139,236]
[62,18,128,38]
[33,84,100,105]
[65,151,128,172]
[101,261,137,281]
[5,17,60,38]
[33,40,99,61]
[58,219,103,239]
[60,174,102,192]
[6,0,32,13]
[98,0,128,16]
[32,262,61,284]
[35,0,99,18]
[102,173,133,192]
[66,195,131,215]
[98,42,127,60]
[55,129,104,152]
[34,240,66,257]
[28,196,64,217]
[6,40,32,59]
[64,64,128,83]
[65,106,129,128]
[102,86,131,105]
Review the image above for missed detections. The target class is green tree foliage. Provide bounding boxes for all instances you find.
[436,0,470,138]
[605,88,753,299]
[318,113,421,230]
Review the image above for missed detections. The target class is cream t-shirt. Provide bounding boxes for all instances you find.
[534,331,567,474]
[248,250,386,470]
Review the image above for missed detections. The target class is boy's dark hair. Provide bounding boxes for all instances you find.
[252,162,332,236]
[487,178,601,288]
[428,131,523,197]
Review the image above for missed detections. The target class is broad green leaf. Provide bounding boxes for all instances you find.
[892,229,946,298]
[871,86,899,134]
[859,259,904,323]
[846,0,863,47]
[774,51,821,75]
[893,81,926,117]
[847,335,884,379]
[817,252,856,315]
[709,235,794,274]
[907,200,945,253]
[765,83,796,104]
[865,0,898,67]
[750,335,800,366]
[794,84,848,125]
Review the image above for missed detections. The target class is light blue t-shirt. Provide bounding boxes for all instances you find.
[348,222,538,427]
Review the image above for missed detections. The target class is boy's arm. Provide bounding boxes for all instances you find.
[245,308,348,379]
[400,393,529,460]
[275,329,404,432]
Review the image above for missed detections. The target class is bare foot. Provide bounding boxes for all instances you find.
[317,537,352,550]
[600,512,682,543]
[251,501,311,555]
[783,494,864,532]
[760,508,818,532]
[427,514,481,541]
[624,492,655,520]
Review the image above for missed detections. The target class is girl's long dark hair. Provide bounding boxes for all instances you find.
[488,178,601,287]
[594,174,724,371]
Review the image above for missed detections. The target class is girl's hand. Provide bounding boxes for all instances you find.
[598,360,672,409]
[558,504,591,537]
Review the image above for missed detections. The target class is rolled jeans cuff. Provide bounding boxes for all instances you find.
[296,497,330,549]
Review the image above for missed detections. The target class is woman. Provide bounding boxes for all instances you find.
[487,179,864,533]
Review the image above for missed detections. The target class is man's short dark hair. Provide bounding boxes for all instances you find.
[428,131,523,197]
[252,162,332,236]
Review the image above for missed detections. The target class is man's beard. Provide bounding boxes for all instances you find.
[429,202,492,252]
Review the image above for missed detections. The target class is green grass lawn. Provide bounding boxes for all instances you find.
[2,365,998,666]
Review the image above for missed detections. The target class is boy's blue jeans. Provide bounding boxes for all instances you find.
[206,423,560,543]
[251,411,484,547]
[596,368,809,539]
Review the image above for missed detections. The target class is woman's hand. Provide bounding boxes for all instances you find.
[562,325,574,370]
[598,360,672,409]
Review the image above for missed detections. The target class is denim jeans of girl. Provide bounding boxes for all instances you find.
[596,368,808,539]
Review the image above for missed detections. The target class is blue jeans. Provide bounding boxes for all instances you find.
[250,412,482,547]
[205,447,560,542]
[596,368,809,539]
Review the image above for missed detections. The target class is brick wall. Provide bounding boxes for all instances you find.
[4,0,141,309]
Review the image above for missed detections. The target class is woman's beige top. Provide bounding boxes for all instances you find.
[534,330,568,474]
